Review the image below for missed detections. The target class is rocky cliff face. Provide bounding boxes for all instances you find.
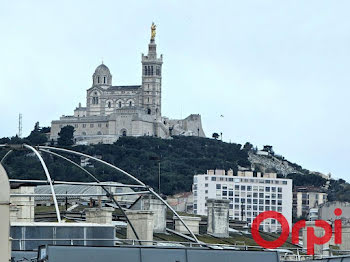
[248,152,303,177]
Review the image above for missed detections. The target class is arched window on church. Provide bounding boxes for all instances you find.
[98,76,100,84]
[151,66,154,75]
[104,76,106,84]
[129,101,132,107]
[119,101,122,108]
[147,108,151,115]
[122,130,127,137]
[148,66,151,76]
[92,92,99,105]
[108,101,111,108]
[145,66,148,76]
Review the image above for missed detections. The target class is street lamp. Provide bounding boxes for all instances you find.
[149,155,161,194]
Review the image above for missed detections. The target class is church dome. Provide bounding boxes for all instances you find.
[94,63,111,75]
[92,63,112,87]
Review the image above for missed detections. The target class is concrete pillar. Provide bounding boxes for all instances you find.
[173,216,201,235]
[207,199,230,237]
[0,164,11,262]
[340,226,350,250]
[10,186,35,222]
[85,207,114,224]
[141,196,167,233]
[302,221,330,256]
[126,210,154,245]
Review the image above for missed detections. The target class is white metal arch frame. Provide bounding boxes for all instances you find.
[0,144,62,223]
[38,148,143,243]
[0,144,200,243]
[38,146,200,243]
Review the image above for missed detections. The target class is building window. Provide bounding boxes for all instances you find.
[119,101,122,108]
[98,76,100,83]
[98,123,102,127]
[104,76,106,84]
[83,124,86,128]
[90,124,94,128]
[108,102,111,108]
[122,130,127,137]
[216,184,221,189]
[129,101,132,107]
[145,66,148,75]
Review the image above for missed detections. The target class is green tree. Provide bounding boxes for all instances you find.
[27,122,48,145]
[57,126,75,146]
[212,133,219,140]
[243,142,253,151]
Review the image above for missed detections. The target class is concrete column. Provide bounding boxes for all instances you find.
[173,216,201,235]
[302,221,330,256]
[141,196,167,233]
[207,199,230,237]
[0,164,11,262]
[85,207,114,224]
[340,226,350,250]
[126,210,154,245]
[10,186,35,222]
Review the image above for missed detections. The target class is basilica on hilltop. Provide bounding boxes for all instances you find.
[50,24,205,144]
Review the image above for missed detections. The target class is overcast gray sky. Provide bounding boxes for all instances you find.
[0,1,349,180]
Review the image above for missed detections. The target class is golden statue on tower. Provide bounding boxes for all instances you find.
[151,22,156,41]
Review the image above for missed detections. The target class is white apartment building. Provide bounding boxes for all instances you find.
[193,169,293,232]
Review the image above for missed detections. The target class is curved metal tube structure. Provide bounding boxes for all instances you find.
[39,148,143,243]
[23,145,61,223]
[1,149,13,165]
[39,146,146,186]
[0,144,200,243]
[39,146,200,243]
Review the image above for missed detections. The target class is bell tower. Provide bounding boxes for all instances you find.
[141,23,163,118]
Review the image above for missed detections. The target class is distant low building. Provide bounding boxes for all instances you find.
[318,201,350,225]
[166,192,194,213]
[193,169,292,232]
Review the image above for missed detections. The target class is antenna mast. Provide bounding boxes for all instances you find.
[18,113,22,138]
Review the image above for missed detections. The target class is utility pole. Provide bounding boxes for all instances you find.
[158,160,161,194]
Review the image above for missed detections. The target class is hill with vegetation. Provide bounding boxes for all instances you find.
[0,123,349,200]
[0,129,249,195]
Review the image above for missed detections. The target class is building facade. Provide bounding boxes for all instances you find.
[50,25,205,144]
[193,169,293,232]
[292,186,327,219]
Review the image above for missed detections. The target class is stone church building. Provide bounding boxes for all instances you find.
[50,28,205,144]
